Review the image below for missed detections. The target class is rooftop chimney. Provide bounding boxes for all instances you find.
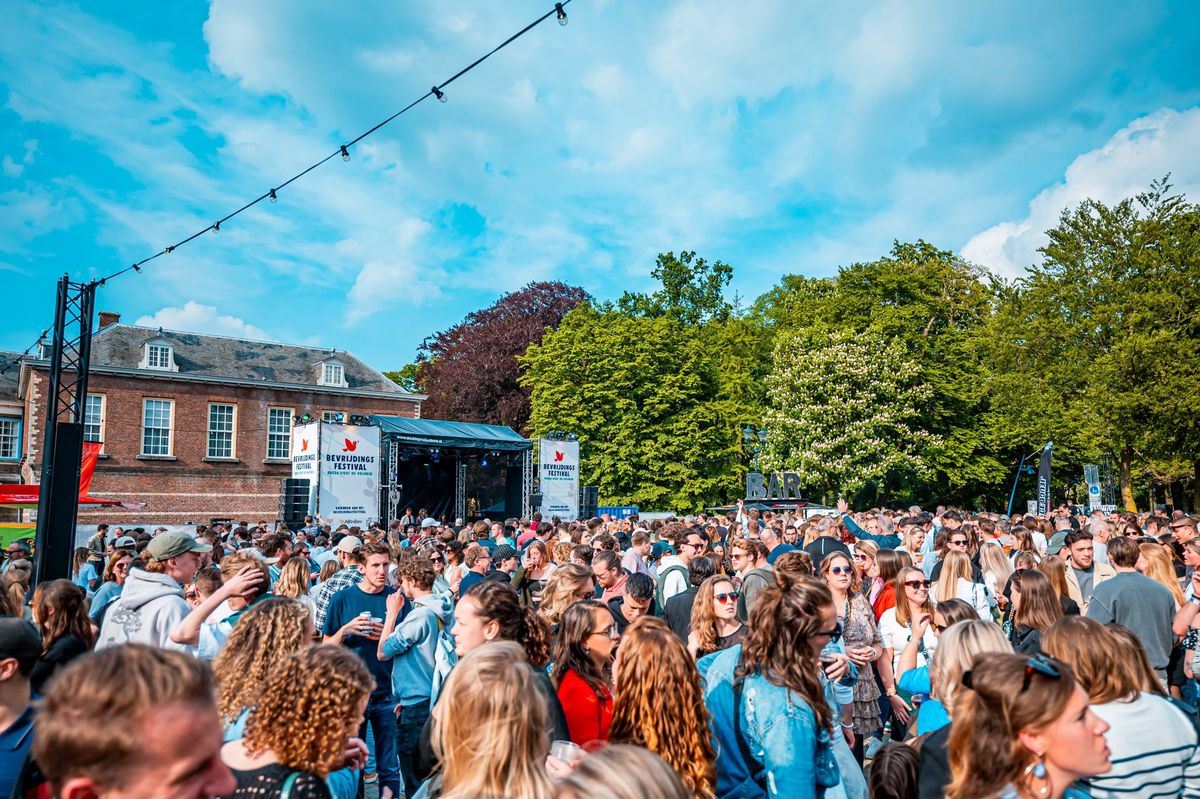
[98,311,121,328]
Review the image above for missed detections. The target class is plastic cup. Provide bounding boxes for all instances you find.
[551,740,584,764]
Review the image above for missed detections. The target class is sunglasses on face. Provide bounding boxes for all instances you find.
[590,624,619,640]
[905,579,932,590]
[828,565,853,576]
[949,539,968,546]
[714,591,740,604]
[816,622,843,643]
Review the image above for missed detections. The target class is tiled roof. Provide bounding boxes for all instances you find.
[80,325,413,396]
[0,352,20,401]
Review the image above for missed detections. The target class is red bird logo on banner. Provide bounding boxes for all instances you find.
[343,439,358,452]
[301,439,309,452]
[554,450,564,462]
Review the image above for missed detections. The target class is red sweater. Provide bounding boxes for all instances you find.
[556,668,613,748]
[873,583,897,622]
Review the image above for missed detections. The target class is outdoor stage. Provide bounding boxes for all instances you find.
[371,416,534,524]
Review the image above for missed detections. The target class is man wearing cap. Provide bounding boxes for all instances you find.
[96,531,211,653]
[312,535,365,630]
[0,617,41,799]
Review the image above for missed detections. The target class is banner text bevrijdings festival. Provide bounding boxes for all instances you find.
[291,422,381,528]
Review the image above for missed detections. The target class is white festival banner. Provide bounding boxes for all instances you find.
[317,423,381,527]
[538,439,580,521]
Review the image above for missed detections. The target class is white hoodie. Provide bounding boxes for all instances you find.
[96,568,194,654]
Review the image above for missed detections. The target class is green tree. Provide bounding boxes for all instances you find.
[520,304,741,509]
[985,178,1200,510]
[761,329,939,502]
[383,362,423,393]
[617,250,733,325]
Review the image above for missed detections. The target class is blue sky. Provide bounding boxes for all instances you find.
[3,0,1200,371]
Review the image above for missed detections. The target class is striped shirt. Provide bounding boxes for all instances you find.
[1078,692,1200,799]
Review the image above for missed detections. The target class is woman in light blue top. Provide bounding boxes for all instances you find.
[88,548,134,623]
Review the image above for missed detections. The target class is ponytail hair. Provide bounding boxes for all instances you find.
[465,580,551,668]
[947,653,1076,798]
[740,574,833,733]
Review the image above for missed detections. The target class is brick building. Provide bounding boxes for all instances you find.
[14,313,422,525]
[1,352,24,522]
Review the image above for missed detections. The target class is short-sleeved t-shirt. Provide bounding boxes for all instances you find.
[322,583,402,699]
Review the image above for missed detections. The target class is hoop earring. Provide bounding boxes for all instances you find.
[1020,753,1050,799]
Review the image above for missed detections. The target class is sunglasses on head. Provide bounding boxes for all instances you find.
[905,579,932,590]
[714,591,740,604]
[962,654,1060,692]
[828,565,854,576]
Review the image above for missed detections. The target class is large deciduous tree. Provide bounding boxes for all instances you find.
[415,281,590,432]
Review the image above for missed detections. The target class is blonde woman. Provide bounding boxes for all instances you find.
[555,744,690,799]
[1138,542,1185,607]
[932,551,990,620]
[537,563,595,630]
[222,644,372,799]
[424,641,553,799]
[978,541,1012,603]
[274,557,318,624]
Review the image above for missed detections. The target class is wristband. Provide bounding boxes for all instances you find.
[841,722,854,729]
[886,688,897,697]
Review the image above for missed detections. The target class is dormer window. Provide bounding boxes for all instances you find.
[320,360,346,387]
[139,335,178,372]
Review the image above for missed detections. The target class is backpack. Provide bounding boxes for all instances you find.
[737,568,775,621]
[656,565,689,612]
[428,613,459,707]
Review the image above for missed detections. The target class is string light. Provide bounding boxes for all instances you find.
[164,246,174,253]
[86,0,574,288]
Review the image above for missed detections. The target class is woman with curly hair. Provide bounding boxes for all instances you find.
[29,579,94,693]
[610,616,716,798]
[537,563,595,630]
[274,556,318,623]
[213,597,316,741]
[424,641,553,799]
[552,600,618,747]
[221,644,372,799]
[688,574,746,660]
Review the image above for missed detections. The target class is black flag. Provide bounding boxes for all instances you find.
[1036,442,1053,516]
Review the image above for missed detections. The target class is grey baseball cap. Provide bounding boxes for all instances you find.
[145,531,211,561]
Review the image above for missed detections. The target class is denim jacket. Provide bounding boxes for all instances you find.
[699,644,855,799]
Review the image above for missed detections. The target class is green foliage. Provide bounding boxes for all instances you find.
[520,304,745,510]
[383,362,423,393]
[616,250,733,325]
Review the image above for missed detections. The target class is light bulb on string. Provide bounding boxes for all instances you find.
[340,145,351,162]
[555,3,567,25]
[269,188,278,203]
[432,86,447,103]
[212,221,220,234]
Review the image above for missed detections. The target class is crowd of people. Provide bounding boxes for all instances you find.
[1,502,1199,799]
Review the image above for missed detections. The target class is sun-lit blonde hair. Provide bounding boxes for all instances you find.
[537,563,593,627]
[895,567,934,627]
[555,744,691,799]
[689,575,738,656]
[610,617,716,798]
[433,641,553,799]
[935,551,972,603]
[928,620,1011,713]
[213,598,312,724]
[979,542,1012,587]
[243,644,372,776]
[1139,542,1185,606]
[273,557,311,600]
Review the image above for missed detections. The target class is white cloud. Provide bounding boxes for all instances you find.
[344,217,438,323]
[962,107,1200,278]
[135,301,276,341]
[1,139,39,177]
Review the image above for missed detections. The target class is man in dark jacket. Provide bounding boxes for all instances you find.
[664,557,716,642]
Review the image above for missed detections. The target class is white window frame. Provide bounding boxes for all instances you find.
[139,338,178,372]
[83,393,106,448]
[267,406,293,460]
[207,402,237,459]
[0,417,20,461]
[141,398,174,456]
[320,361,346,387]
[322,411,344,424]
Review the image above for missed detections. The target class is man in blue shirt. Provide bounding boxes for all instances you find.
[0,618,42,799]
[324,541,406,799]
